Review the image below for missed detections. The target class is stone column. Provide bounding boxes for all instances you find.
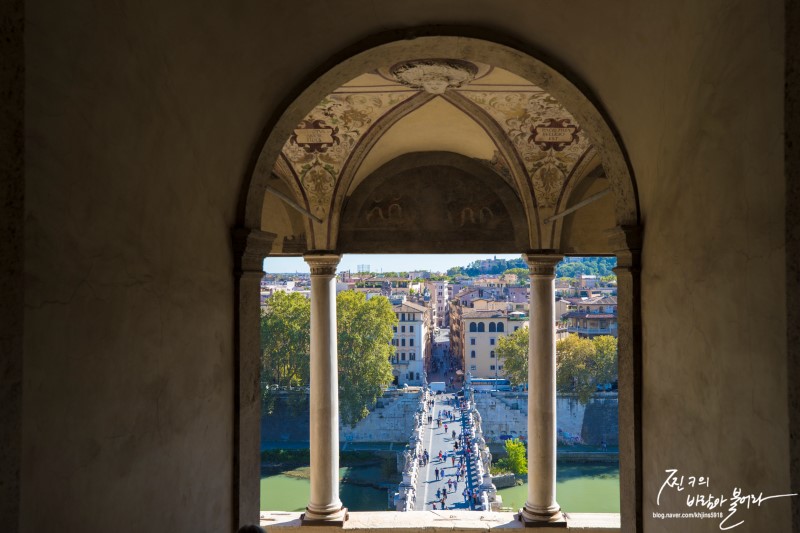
[303,253,347,523]
[521,253,564,525]
[232,228,276,528]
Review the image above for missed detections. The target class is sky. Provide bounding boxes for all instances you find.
[262,254,525,274]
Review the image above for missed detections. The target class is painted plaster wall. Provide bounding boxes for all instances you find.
[21,1,789,533]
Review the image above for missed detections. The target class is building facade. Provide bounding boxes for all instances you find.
[390,300,431,386]
[563,296,618,339]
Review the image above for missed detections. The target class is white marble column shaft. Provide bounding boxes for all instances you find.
[522,253,564,523]
[304,253,346,522]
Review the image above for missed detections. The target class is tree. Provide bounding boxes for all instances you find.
[556,334,618,404]
[496,326,529,386]
[260,291,312,414]
[503,267,529,284]
[336,291,397,426]
[497,329,618,404]
[591,335,618,387]
[495,438,527,476]
[260,291,311,388]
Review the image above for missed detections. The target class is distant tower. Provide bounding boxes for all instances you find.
[358,264,370,274]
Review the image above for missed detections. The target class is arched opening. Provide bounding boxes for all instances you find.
[234,31,641,531]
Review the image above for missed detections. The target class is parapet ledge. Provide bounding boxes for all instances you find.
[260,511,620,532]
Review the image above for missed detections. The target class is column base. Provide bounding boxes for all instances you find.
[301,507,348,526]
[518,507,566,528]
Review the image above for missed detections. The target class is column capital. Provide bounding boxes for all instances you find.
[304,252,341,277]
[232,227,277,273]
[524,252,564,277]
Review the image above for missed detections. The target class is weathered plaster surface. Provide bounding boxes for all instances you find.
[1,1,23,531]
[786,1,800,531]
[21,1,791,532]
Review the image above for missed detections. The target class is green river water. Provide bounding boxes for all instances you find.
[261,463,619,512]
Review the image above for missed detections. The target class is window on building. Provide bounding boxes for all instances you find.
[401,339,406,346]
[470,338,476,346]
[401,353,406,361]
[469,322,477,332]
[490,350,495,358]
[489,322,496,332]
[499,365,504,370]
[410,353,415,360]
[490,365,496,371]
[490,338,495,346]
[477,322,485,332]
[470,365,477,371]
[514,326,520,331]
[393,326,397,332]
[401,325,405,333]
[471,351,476,358]
[416,372,420,381]
[497,322,505,332]
[410,339,414,346]
[410,325,414,333]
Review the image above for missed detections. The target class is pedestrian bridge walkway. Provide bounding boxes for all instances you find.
[412,393,484,511]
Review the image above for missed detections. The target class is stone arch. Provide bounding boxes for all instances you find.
[235,29,642,531]
[241,33,640,238]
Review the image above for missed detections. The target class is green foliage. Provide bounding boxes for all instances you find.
[497,329,618,404]
[260,291,397,425]
[556,334,618,404]
[503,267,529,284]
[496,326,529,387]
[495,438,527,476]
[260,291,311,387]
[555,257,617,279]
[446,266,464,277]
[336,291,397,427]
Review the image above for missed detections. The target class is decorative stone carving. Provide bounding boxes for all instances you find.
[525,253,563,277]
[389,59,479,94]
[304,253,340,277]
[338,152,529,253]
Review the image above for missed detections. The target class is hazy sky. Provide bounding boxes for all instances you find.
[263,254,525,274]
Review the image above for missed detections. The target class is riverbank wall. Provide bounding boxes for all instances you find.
[261,388,422,447]
[473,391,618,447]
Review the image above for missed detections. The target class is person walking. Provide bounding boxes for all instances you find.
[435,467,439,481]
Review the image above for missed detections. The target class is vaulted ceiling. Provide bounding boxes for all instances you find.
[264,59,612,254]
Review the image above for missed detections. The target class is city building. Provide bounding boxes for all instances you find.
[425,280,452,328]
[460,309,528,379]
[563,296,618,339]
[389,299,431,386]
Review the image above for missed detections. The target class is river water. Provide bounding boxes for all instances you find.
[261,462,619,512]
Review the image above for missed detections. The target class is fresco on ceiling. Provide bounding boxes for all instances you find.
[458,91,592,207]
[281,93,415,218]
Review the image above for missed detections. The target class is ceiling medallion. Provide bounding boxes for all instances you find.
[389,59,479,94]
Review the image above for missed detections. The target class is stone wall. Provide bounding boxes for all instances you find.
[261,390,422,446]
[474,391,618,447]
